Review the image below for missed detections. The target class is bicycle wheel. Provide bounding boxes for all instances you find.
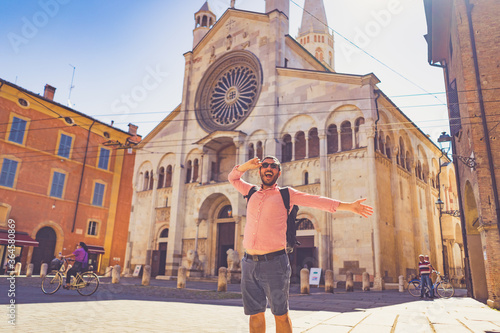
[77,272,99,296]
[407,280,421,297]
[436,280,454,298]
[41,272,62,295]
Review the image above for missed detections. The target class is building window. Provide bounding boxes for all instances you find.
[0,158,18,188]
[98,148,110,170]
[92,182,105,206]
[340,121,352,151]
[218,205,232,218]
[308,128,319,158]
[165,165,172,187]
[282,134,292,162]
[8,117,27,144]
[185,160,192,183]
[158,167,165,189]
[144,171,150,191]
[304,171,309,185]
[248,143,255,160]
[160,228,169,238]
[87,221,98,236]
[50,172,66,198]
[256,141,263,160]
[327,124,338,154]
[192,159,199,183]
[295,131,306,160]
[58,134,73,158]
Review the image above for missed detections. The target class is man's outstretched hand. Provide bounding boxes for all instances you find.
[237,157,261,172]
[338,198,374,218]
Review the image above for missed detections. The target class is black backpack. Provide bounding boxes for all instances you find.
[244,186,301,253]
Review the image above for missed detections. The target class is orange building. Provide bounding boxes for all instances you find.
[0,78,140,275]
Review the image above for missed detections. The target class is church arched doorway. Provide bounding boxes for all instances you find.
[32,227,57,275]
[290,218,316,283]
[215,204,235,271]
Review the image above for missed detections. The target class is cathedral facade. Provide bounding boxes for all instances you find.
[124,0,463,288]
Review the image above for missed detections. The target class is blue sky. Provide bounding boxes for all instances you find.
[1,0,450,143]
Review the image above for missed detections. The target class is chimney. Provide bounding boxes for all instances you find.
[43,84,56,101]
[128,123,138,135]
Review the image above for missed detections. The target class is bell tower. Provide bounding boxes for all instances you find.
[297,0,334,70]
[193,1,216,48]
[265,0,290,18]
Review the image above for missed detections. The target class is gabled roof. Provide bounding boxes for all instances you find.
[135,105,181,148]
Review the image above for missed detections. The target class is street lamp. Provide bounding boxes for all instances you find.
[438,132,477,169]
[435,134,451,277]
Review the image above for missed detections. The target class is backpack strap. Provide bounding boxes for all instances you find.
[279,187,291,212]
[244,186,259,206]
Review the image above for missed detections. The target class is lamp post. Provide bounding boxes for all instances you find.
[436,131,473,296]
[435,141,449,277]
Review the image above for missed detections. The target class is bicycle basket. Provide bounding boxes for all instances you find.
[50,258,63,271]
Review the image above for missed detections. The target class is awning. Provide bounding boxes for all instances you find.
[0,230,39,247]
[87,245,105,254]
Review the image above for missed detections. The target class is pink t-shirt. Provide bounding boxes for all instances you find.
[228,166,340,252]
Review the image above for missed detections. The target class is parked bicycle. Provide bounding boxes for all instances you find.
[41,257,99,296]
[407,270,454,299]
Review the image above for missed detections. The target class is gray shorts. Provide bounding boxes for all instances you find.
[241,252,291,316]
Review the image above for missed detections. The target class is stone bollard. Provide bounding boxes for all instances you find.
[112,265,121,284]
[300,268,310,294]
[362,272,370,291]
[104,266,113,277]
[217,267,227,292]
[142,265,151,286]
[26,263,34,277]
[346,271,354,292]
[399,275,405,292]
[40,263,48,278]
[177,267,187,289]
[325,270,334,293]
[14,262,22,276]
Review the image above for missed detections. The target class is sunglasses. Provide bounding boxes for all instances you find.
[261,162,279,170]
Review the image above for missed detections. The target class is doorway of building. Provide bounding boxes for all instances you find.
[217,222,235,270]
[31,227,56,275]
[289,235,315,283]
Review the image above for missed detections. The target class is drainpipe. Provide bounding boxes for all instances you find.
[72,120,95,232]
[465,0,500,233]
[429,59,473,296]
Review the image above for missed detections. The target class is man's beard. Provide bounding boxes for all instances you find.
[260,170,279,186]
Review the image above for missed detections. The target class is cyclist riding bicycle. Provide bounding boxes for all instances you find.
[418,254,434,299]
[62,242,89,290]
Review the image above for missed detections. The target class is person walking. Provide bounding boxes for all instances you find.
[228,156,374,333]
[418,254,434,299]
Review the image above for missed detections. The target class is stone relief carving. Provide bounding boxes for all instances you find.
[226,249,240,271]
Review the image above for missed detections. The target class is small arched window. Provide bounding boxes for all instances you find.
[282,134,292,162]
[340,121,352,151]
[385,136,392,158]
[160,228,169,238]
[354,118,365,148]
[304,171,309,185]
[149,170,154,190]
[327,124,338,154]
[248,143,255,160]
[295,131,306,160]
[192,159,199,183]
[158,167,165,189]
[218,205,232,218]
[308,128,319,158]
[144,171,149,191]
[165,165,172,187]
[256,141,263,160]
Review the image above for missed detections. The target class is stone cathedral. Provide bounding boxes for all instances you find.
[125,0,464,288]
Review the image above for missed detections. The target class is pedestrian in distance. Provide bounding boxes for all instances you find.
[418,254,434,299]
[228,156,374,333]
[62,242,89,289]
